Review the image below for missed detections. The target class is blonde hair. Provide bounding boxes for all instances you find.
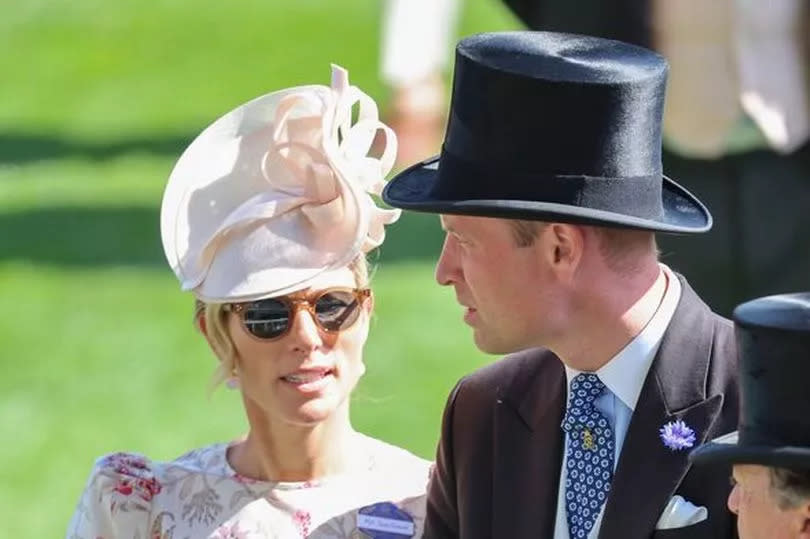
[195,255,370,389]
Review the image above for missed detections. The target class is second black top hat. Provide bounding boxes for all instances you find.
[692,293,810,469]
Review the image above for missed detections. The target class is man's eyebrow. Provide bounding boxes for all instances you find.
[441,223,461,236]
[439,217,452,233]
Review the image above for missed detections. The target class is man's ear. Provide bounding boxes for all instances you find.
[544,223,585,276]
[795,502,810,537]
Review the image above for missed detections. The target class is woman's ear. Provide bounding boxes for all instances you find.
[196,313,222,358]
[196,313,208,337]
[365,290,375,315]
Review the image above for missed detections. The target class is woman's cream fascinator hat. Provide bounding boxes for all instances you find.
[161,65,401,302]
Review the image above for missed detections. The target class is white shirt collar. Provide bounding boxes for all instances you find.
[564,264,682,411]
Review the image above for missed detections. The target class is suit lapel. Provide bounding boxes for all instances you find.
[598,278,725,539]
[492,351,567,538]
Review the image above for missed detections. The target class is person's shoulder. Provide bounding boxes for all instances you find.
[670,273,735,350]
[67,450,165,536]
[674,273,733,327]
[709,309,735,347]
[360,435,433,499]
[86,451,166,505]
[457,347,561,395]
[678,275,735,343]
[168,441,231,476]
[363,435,432,474]
[78,443,227,506]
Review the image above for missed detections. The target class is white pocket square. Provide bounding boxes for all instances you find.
[655,495,708,530]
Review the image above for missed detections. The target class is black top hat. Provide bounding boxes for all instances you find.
[691,293,810,469]
[382,31,711,233]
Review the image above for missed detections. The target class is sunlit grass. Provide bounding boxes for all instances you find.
[0,0,519,535]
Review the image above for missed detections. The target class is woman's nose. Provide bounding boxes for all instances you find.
[287,307,323,350]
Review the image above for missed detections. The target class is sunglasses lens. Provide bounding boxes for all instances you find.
[315,290,361,331]
[242,299,290,339]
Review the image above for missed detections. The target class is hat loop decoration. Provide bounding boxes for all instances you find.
[161,65,400,302]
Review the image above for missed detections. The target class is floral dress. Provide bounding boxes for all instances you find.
[67,435,431,538]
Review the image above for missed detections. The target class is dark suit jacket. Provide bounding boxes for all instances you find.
[424,277,740,538]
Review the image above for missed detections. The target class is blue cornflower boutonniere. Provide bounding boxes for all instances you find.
[660,419,696,451]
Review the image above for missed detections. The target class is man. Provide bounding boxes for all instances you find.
[499,0,810,316]
[382,32,740,538]
[691,293,810,539]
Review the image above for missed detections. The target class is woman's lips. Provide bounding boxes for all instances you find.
[280,368,335,392]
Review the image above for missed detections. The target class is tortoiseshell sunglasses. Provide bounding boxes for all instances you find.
[225,288,371,341]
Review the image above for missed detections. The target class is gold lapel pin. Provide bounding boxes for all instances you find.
[583,429,596,450]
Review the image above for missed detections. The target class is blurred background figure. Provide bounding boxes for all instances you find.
[383,0,810,315]
[380,0,460,167]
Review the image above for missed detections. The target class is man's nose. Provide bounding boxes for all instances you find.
[727,482,740,515]
[435,235,458,286]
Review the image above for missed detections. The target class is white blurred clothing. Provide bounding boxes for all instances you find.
[381,0,460,86]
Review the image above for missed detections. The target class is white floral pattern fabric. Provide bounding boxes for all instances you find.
[67,435,431,538]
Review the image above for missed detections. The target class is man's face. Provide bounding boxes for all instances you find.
[435,214,565,354]
[729,465,810,539]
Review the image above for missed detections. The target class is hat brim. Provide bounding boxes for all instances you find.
[382,156,712,233]
[690,431,810,469]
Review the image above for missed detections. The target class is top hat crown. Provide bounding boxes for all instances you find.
[382,31,711,233]
[691,293,810,469]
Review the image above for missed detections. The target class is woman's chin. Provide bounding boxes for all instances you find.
[282,398,341,426]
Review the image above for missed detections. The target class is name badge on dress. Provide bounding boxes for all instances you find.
[356,501,415,538]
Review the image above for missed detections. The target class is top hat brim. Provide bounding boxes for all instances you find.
[690,431,810,470]
[383,156,712,233]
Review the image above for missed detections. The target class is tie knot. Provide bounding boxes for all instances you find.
[570,373,605,400]
[563,373,606,426]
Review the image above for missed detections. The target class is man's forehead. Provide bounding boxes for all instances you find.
[439,214,456,230]
[440,214,487,231]
[734,463,769,481]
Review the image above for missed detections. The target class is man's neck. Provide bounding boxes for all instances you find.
[556,265,668,373]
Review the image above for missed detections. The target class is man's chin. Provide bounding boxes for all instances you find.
[473,330,522,356]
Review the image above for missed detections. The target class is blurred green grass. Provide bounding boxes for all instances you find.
[0,0,520,536]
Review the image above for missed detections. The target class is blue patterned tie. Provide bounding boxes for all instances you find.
[562,373,615,539]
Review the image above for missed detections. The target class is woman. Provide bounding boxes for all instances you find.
[67,65,431,538]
